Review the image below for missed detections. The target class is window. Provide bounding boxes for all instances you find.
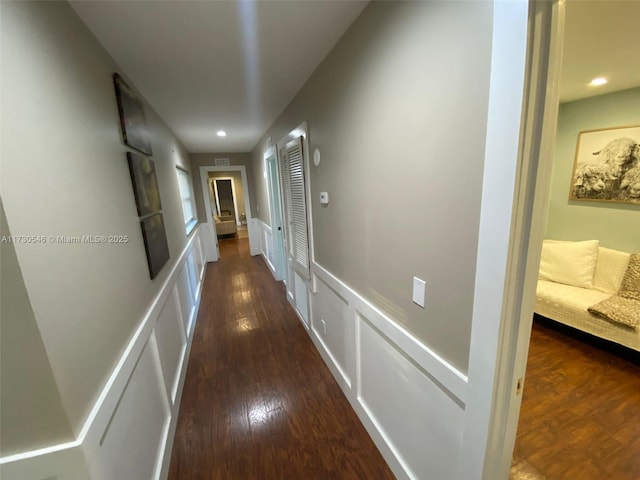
[176,167,197,234]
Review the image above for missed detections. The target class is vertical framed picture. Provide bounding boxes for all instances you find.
[569,125,640,204]
[140,213,170,279]
[113,73,153,155]
[127,152,162,217]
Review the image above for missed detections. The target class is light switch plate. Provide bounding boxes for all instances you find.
[320,192,329,205]
[412,277,426,308]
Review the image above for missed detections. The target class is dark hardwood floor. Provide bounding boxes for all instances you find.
[514,318,640,480]
[168,238,395,480]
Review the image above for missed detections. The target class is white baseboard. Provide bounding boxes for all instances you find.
[309,261,468,480]
[0,226,206,480]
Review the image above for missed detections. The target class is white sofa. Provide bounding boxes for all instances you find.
[214,214,237,236]
[535,240,639,352]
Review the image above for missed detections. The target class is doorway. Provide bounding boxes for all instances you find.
[199,165,258,261]
[211,178,240,225]
[509,1,640,478]
[476,1,640,478]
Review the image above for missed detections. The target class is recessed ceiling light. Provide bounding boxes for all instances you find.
[589,77,608,87]
[216,130,227,137]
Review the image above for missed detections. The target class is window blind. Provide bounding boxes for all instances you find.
[279,136,310,278]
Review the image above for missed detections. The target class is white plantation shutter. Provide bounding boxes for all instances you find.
[279,136,310,278]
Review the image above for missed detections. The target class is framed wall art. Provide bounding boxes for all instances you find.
[113,73,153,155]
[127,152,162,217]
[569,125,640,204]
[140,213,170,279]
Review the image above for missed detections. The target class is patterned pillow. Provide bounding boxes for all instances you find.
[588,296,640,329]
[619,253,640,301]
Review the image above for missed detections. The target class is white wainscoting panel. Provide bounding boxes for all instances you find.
[153,289,187,403]
[0,226,206,480]
[176,264,194,334]
[248,218,260,256]
[257,219,276,277]
[185,249,198,302]
[309,261,468,480]
[310,276,350,388]
[91,338,169,480]
[357,312,465,480]
[293,271,309,327]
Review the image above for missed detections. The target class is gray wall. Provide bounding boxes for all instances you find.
[546,87,640,251]
[209,171,246,220]
[190,153,255,223]
[1,0,192,448]
[251,1,493,373]
[0,201,74,455]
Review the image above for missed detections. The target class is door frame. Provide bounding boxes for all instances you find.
[459,1,565,478]
[199,165,259,261]
[264,147,287,281]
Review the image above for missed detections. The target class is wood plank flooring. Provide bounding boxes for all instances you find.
[168,238,395,480]
[514,317,640,480]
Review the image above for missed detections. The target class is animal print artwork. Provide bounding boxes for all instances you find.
[570,127,640,204]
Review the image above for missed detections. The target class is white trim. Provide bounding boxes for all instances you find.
[458,1,559,478]
[480,1,566,478]
[0,226,206,480]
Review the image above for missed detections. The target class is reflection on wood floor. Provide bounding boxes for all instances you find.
[168,237,395,480]
[513,318,640,480]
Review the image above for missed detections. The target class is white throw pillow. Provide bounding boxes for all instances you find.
[592,247,631,294]
[538,240,600,289]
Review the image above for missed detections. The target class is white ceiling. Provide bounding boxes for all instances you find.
[71,0,638,153]
[560,0,640,103]
[70,0,367,153]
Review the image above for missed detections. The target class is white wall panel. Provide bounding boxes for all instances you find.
[257,219,276,276]
[176,265,194,334]
[154,290,187,403]
[309,261,467,480]
[94,340,169,480]
[294,271,309,326]
[311,277,349,384]
[185,250,198,302]
[357,313,464,480]
[193,238,204,280]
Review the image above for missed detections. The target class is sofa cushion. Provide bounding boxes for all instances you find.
[539,240,599,289]
[619,253,640,301]
[592,247,631,294]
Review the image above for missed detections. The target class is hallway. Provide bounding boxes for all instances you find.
[167,238,395,479]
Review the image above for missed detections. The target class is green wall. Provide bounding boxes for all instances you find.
[546,87,640,252]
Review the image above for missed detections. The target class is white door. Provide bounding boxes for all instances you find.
[278,134,311,324]
[266,152,286,281]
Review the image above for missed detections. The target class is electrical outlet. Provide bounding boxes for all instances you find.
[320,318,327,335]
